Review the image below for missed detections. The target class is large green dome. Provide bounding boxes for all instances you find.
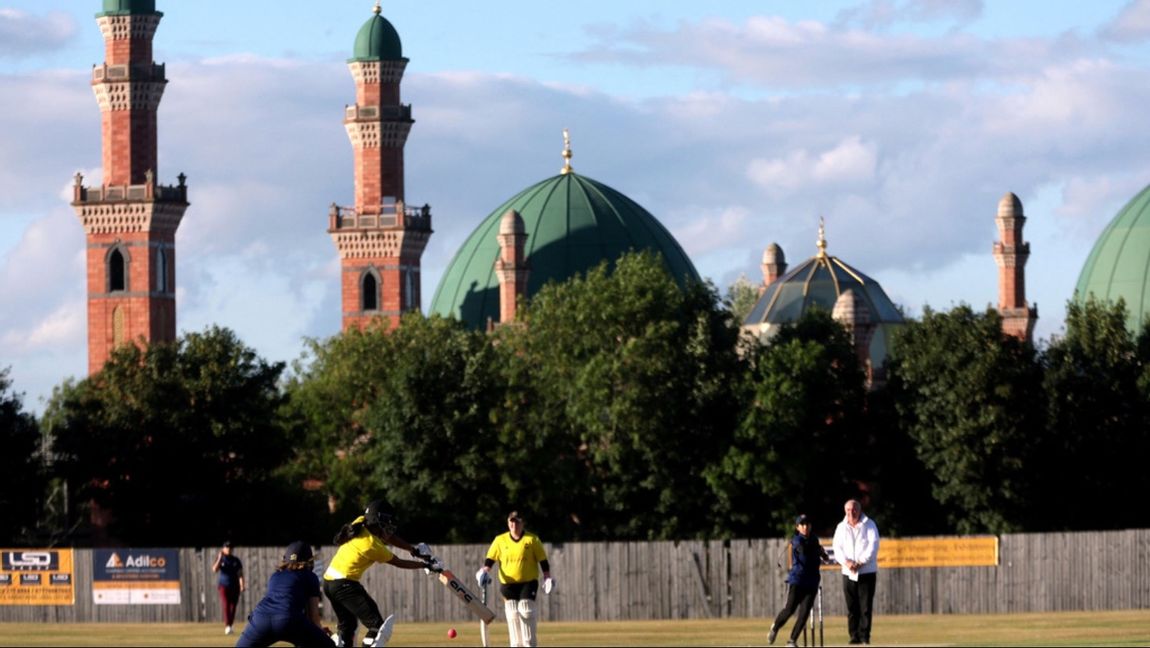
[430,171,700,328]
[351,11,403,62]
[98,0,157,15]
[1075,183,1150,332]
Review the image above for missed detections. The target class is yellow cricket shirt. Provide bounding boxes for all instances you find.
[323,516,395,581]
[486,531,547,584]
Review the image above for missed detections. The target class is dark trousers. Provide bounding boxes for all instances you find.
[323,579,384,647]
[218,584,240,626]
[842,572,876,643]
[772,583,817,641]
[234,613,332,648]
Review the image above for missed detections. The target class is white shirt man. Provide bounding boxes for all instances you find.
[832,499,879,645]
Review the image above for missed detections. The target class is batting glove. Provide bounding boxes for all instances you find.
[423,557,444,574]
[476,568,492,587]
[410,542,433,560]
[543,577,556,594]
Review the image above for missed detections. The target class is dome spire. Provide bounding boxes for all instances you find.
[373,1,382,15]
[816,216,828,258]
[561,128,574,175]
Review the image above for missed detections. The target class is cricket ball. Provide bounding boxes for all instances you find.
[447,628,457,639]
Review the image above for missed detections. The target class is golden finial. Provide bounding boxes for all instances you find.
[816,216,828,258]
[373,1,382,15]
[561,128,573,175]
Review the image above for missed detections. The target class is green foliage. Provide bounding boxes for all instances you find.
[284,315,503,542]
[724,275,762,326]
[886,305,1043,534]
[708,308,867,536]
[0,367,44,544]
[494,251,743,540]
[44,327,303,546]
[1040,297,1149,529]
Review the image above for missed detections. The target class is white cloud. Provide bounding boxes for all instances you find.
[0,9,76,59]
[1100,0,1150,42]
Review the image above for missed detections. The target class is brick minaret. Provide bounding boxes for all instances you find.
[496,209,530,324]
[329,3,432,331]
[993,192,1037,342]
[72,1,188,374]
[760,243,786,294]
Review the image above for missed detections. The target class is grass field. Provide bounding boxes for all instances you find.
[0,610,1147,646]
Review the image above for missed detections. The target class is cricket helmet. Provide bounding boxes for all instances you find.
[363,499,397,537]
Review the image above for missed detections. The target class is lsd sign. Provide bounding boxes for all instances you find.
[92,549,181,604]
[0,549,75,605]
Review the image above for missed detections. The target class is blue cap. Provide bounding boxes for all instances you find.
[795,514,810,525]
[283,541,313,563]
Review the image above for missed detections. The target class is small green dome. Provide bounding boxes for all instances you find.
[1075,183,1150,332]
[98,0,157,15]
[351,12,404,62]
[430,172,701,328]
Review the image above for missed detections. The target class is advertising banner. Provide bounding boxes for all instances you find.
[0,549,75,605]
[815,536,999,569]
[92,548,181,604]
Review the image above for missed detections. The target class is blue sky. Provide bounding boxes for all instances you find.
[4,0,1150,410]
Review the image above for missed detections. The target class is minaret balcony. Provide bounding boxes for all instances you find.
[73,177,188,205]
[344,104,412,122]
[92,62,166,83]
[329,201,432,232]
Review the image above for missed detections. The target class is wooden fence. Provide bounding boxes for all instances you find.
[2,529,1147,623]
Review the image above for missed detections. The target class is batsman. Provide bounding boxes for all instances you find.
[476,511,554,647]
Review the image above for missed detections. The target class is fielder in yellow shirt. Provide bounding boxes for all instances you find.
[477,511,553,647]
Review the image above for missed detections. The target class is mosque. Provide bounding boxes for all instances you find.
[77,0,1147,379]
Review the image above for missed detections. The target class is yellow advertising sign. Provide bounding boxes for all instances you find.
[0,548,75,605]
[816,536,999,569]
[877,537,998,568]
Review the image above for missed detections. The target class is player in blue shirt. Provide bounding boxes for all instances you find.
[235,541,333,648]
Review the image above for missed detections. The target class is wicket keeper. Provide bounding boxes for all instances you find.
[477,511,554,648]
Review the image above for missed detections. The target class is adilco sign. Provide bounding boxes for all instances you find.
[92,549,181,604]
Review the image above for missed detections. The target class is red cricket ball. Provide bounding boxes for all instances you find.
[447,628,457,639]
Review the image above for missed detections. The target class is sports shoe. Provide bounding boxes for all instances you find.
[224,625,233,635]
[785,641,798,647]
[767,624,778,645]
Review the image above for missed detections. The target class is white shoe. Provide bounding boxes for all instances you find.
[224,625,233,635]
[364,615,394,647]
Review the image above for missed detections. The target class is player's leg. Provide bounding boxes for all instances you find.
[770,584,801,644]
[283,615,340,648]
[515,580,540,648]
[323,579,362,647]
[503,600,522,647]
[516,599,537,648]
[233,613,272,647]
[788,587,816,645]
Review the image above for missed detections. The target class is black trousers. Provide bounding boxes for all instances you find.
[842,572,877,643]
[772,583,817,641]
[323,579,384,646]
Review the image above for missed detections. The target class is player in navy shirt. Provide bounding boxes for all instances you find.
[235,541,332,648]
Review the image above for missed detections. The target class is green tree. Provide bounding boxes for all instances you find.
[494,251,744,540]
[284,315,503,542]
[886,305,1044,534]
[44,327,302,546]
[1040,297,1148,529]
[708,308,868,536]
[0,367,43,544]
[725,275,762,326]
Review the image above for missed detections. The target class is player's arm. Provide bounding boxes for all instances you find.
[307,596,322,627]
[211,551,222,572]
[238,568,245,592]
[386,554,432,570]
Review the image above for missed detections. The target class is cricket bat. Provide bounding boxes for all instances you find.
[436,568,496,624]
